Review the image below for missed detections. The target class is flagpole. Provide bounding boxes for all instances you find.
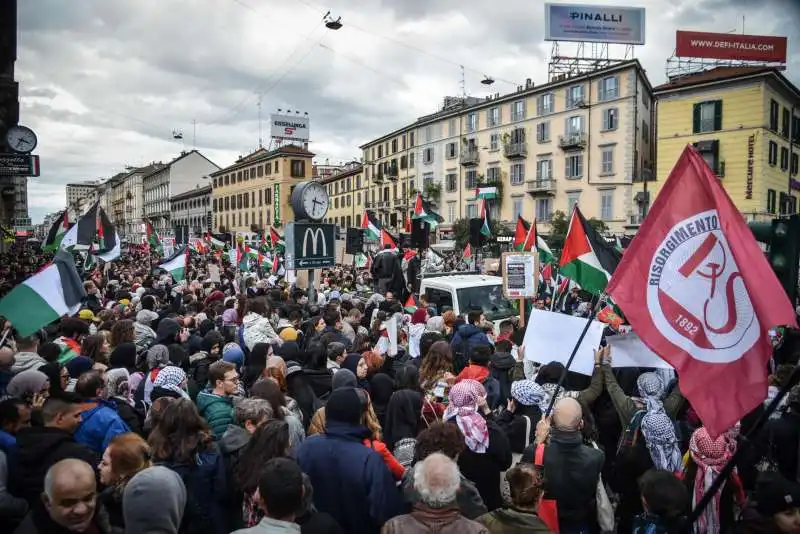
[683,363,800,532]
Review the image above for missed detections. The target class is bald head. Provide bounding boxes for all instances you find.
[43,459,97,531]
[552,397,582,431]
[0,346,14,369]
[44,458,95,500]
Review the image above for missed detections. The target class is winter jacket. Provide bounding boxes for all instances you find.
[450,324,492,372]
[489,352,516,406]
[133,322,156,353]
[13,500,118,534]
[10,352,47,373]
[401,469,488,520]
[408,324,426,358]
[0,447,28,532]
[497,408,542,454]
[296,421,404,534]
[196,391,234,438]
[759,410,800,482]
[362,438,405,480]
[242,312,281,350]
[453,418,512,513]
[188,352,219,399]
[220,425,252,532]
[381,504,488,534]
[476,507,553,534]
[9,426,98,506]
[231,516,301,534]
[74,400,132,454]
[319,327,350,348]
[108,397,143,436]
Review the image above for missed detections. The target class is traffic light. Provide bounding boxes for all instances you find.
[768,216,800,305]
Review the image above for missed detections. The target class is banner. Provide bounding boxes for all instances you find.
[675,30,787,63]
[544,3,646,45]
[270,113,310,142]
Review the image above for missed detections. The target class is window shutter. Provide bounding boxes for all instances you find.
[714,100,723,131]
[692,103,701,133]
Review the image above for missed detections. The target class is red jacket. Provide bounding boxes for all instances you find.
[363,438,405,480]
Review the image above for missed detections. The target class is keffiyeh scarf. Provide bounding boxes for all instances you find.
[153,366,190,399]
[510,379,550,413]
[689,427,734,534]
[444,379,489,453]
[637,372,682,473]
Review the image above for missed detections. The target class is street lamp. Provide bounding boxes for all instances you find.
[324,12,343,30]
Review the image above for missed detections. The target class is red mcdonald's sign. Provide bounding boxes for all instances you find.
[676,30,787,63]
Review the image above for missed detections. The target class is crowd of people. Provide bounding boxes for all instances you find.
[0,242,797,534]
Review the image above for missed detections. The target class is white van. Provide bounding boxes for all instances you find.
[419,273,518,331]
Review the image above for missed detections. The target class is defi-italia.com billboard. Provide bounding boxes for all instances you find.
[676,31,787,63]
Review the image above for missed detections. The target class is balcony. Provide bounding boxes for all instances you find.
[387,166,399,181]
[558,132,587,151]
[503,142,528,159]
[393,198,408,209]
[526,179,556,196]
[460,150,480,166]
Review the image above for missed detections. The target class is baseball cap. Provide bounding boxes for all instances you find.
[78,309,100,322]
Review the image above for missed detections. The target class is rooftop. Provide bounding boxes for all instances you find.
[142,149,220,179]
[320,162,363,184]
[653,66,800,100]
[210,144,316,176]
[170,184,212,201]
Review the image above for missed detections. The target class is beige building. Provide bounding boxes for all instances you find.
[360,59,655,236]
[211,144,315,234]
[65,181,100,205]
[320,162,364,229]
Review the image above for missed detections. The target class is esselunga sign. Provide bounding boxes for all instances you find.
[270,114,310,142]
[544,3,646,45]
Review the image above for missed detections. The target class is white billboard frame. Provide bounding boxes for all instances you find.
[270,114,310,142]
[544,3,646,45]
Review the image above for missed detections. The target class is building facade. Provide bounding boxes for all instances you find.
[652,67,800,221]
[211,144,315,234]
[142,150,220,236]
[312,161,347,181]
[360,60,655,236]
[170,184,212,243]
[120,163,164,242]
[320,162,364,230]
[66,181,99,206]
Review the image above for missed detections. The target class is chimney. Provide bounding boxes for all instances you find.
[526,78,533,88]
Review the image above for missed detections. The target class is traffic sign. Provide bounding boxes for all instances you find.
[0,154,40,176]
[284,222,335,270]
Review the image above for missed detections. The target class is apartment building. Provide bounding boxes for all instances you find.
[210,144,315,234]
[66,181,100,205]
[360,60,655,236]
[171,184,212,243]
[320,162,364,229]
[652,67,800,221]
[120,163,164,241]
[142,150,220,236]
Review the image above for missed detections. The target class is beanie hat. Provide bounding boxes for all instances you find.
[325,387,366,425]
[285,360,302,377]
[123,466,187,534]
[332,368,358,390]
[279,327,298,342]
[755,472,800,517]
[222,343,245,368]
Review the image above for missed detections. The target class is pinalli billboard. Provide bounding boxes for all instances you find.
[270,114,310,142]
[675,31,787,63]
[544,3,646,45]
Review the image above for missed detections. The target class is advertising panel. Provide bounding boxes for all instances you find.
[269,114,310,142]
[501,252,538,299]
[273,183,281,226]
[675,31,787,63]
[544,3,646,45]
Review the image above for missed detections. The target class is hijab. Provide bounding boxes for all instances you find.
[7,370,49,399]
[146,344,170,370]
[444,379,489,453]
[266,356,288,378]
[105,368,132,404]
[343,354,370,391]
[369,373,394,428]
[39,363,65,397]
[383,390,422,450]
[637,372,682,473]
[109,343,137,373]
[152,366,190,399]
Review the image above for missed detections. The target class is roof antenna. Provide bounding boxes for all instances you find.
[460,65,466,97]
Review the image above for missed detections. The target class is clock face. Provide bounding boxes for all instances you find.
[6,125,37,154]
[302,182,329,221]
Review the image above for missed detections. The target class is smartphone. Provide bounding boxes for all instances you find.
[433,380,447,399]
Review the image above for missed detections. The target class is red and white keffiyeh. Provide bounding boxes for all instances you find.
[444,379,489,454]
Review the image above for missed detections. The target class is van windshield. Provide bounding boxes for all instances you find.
[456,285,516,321]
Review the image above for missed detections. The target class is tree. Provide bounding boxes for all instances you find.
[587,218,609,234]
[452,218,512,251]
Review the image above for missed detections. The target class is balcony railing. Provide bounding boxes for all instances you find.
[387,166,399,180]
[460,150,480,166]
[503,142,528,159]
[558,132,587,150]
[526,179,557,195]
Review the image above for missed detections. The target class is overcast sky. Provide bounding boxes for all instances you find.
[17,0,800,223]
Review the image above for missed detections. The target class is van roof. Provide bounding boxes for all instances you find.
[421,274,503,290]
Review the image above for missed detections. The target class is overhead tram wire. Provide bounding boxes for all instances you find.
[317,44,408,87]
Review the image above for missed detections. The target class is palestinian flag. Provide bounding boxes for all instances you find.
[95,207,121,261]
[541,263,553,281]
[463,243,473,262]
[145,219,162,255]
[404,215,411,233]
[205,233,226,250]
[83,247,97,272]
[404,295,417,313]
[42,210,70,252]
[559,205,621,294]
[538,231,556,265]
[412,193,444,229]
[479,201,491,238]
[0,249,86,337]
[269,226,285,249]
[60,202,101,250]
[361,211,381,241]
[354,252,369,269]
[159,245,189,282]
[514,216,536,252]
[474,186,498,200]
[380,228,397,249]
[237,244,250,271]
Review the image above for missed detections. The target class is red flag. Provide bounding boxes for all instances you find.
[380,228,397,249]
[597,305,624,329]
[606,145,797,437]
[463,243,472,260]
[541,264,553,281]
[404,215,412,233]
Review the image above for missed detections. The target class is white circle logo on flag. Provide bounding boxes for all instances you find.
[646,209,760,363]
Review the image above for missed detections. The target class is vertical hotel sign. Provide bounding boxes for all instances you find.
[273,184,281,226]
[745,135,755,200]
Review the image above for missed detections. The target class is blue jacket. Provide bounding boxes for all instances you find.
[450,324,492,371]
[295,421,403,534]
[74,400,131,454]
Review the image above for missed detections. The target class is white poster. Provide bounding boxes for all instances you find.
[502,253,538,298]
[207,264,220,283]
[605,332,673,370]
[228,249,237,265]
[522,309,605,376]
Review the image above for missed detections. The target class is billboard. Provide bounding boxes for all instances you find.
[675,31,787,63]
[544,3,646,45]
[270,114,310,142]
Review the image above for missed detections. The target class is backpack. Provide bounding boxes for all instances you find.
[160,450,227,534]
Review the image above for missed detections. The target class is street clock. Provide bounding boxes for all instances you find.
[290,181,329,221]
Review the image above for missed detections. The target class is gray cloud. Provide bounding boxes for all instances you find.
[15,0,800,223]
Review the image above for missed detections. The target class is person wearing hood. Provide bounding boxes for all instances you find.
[241,298,281,351]
[408,308,428,359]
[196,361,237,438]
[455,345,500,410]
[133,309,158,353]
[103,368,142,436]
[342,353,370,392]
[122,465,187,534]
[72,370,131,454]
[188,330,225,400]
[7,369,50,405]
[150,366,191,402]
[134,344,170,407]
[11,334,47,374]
[490,339,521,406]
[450,310,492,374]
[497,379,549,454]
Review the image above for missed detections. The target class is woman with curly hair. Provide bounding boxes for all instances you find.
[110,319,136,349]
[98,433,152,529]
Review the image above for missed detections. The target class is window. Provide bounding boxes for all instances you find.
[510,164,525,185]
[536,122,550,143]
[566,115,585,136]
[769,141,778,165]
[423,148,434,164]
[782,108,791,138]
[566,85,584,109]
[244,169,250,180]
[391,139,398,153]
[693,140,722,176]
[448,119,457,137]
[601,147,614,174]
[536,159,552,181]
[467,113,478,132]
[793,116,800,144]
[536,198,552,221]
[781,146,789,171]
[274,160,279,173]
[488,107,501,127]
[642,120,649,143]
[487,166,501,183]
[400,155,407,169]
[767,189,777,214]
[600,190,613,221]
[377,145,383,158]
[347,195,352,207]
[402,135,407,150]
[567,192,580,214]
[409,152,415,168]
[598,76,619,101]
[356,192,361,205]
[334,197,339,209]
[266,163,272,174]
[425,126,433,143]
[237,171,242,182]
[537,93,554,116]
[447,204,456,223]
[446,173,457,192]
[513,198,523,220]
[423,172,434,189]
[770,99,780,131]
[244,212,248,226]
[793,153,799,176]
[490,133,499,151]
[446,142,457,159]
[410,132,415,147]
[465,170,478,189]
[693,100,722,133]
[259,189,263,206]
[511,100,526,121]
[566,155,583,179]
[466,203,478,219]
[602,108,618,131]
[257,166,263,177]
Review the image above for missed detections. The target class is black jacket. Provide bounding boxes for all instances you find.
[9,427,98,506]
[14,501,118,534]
[303,368,334,399]
[497,407,542,454]
[109,398,143,436]
[759,411,800,483]
[453,418,512,512]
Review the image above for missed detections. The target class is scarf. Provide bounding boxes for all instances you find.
[266,356,287,378]
[689,427,733,534]
[152,366,190,399]
[105,368,132,405]
[637,373,682,473]
[510,379,550,413]
[444,379,489,453]
[7,370,49,399]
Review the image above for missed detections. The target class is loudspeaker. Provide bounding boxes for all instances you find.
[345,228,364,255]
[411,218,429,248]
[469,218,486,247]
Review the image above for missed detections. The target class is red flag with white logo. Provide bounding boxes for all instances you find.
[606,145,797,437]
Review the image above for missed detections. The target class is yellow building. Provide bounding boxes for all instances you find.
[319,163,364,230]
[211,144,315,234]
[360,59,656,236]
[652,67,800,220]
